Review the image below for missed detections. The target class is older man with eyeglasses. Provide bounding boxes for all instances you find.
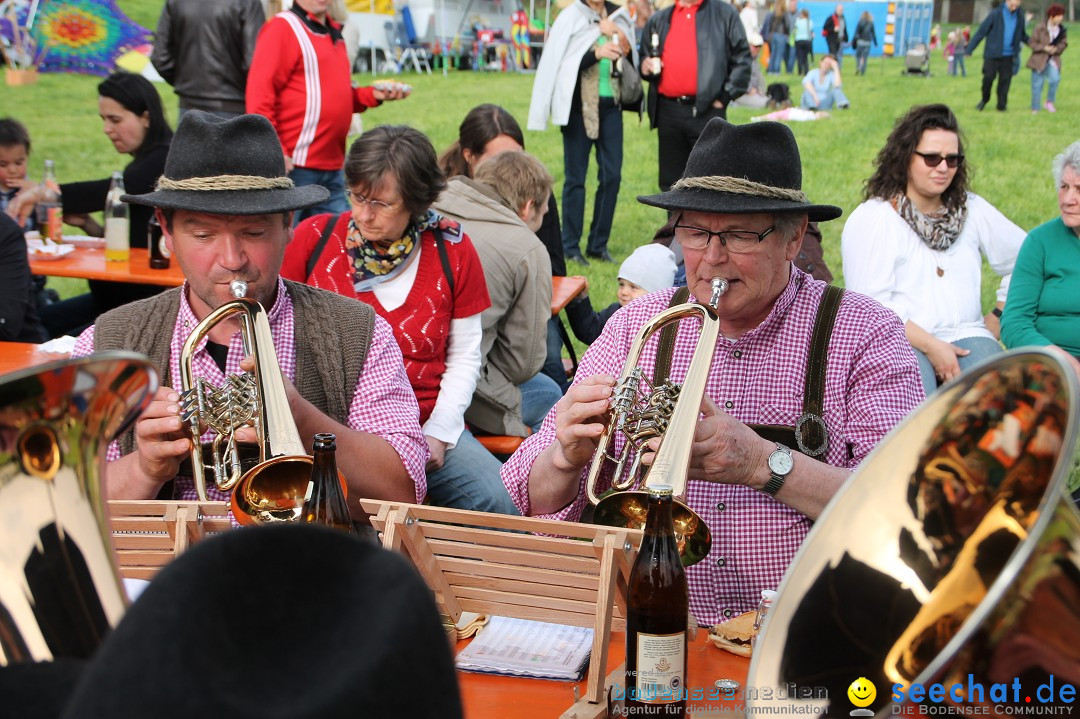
[500,118,923,626]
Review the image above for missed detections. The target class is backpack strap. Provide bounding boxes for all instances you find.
[305,214,339,281]
[432,224,455,295]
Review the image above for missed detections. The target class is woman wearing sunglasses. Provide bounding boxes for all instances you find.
[841,104,1025,396]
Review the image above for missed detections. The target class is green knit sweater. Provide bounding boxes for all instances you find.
[1001,218,1080,357]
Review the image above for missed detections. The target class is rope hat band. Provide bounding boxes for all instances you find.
[155,175,296,192]
[637,118,842,222]
[670,176,808,203]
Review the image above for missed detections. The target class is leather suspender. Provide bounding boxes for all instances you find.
[653,286,691,384]
[795,284,844,457]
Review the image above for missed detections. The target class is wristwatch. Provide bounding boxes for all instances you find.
[763,443,794,497]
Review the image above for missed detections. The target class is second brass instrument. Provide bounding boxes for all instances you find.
[179,280,317,524]
[0,353,156,664]
[587,277,728,567]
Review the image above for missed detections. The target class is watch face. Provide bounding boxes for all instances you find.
[769,449,794,475]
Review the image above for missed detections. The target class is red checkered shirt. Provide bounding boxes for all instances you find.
[501,268,923,625]
[72,279,428,511]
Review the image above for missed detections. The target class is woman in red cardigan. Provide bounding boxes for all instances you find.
[281,125,517,515]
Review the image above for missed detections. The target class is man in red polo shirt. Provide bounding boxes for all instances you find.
[639,0,751,191]
[247,0,410,226]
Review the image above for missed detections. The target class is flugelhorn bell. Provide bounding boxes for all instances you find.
[0,352,157,663]
[746,349,1080,717]
[588,277,728,567]
[179,280,338,524]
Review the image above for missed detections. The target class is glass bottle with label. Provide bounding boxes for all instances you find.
[300,433,355,533]
[650,31,662,75]
[625,484,688,717]
[104,171,129,262]
[610,33,623,79]
[37,160,63,244]
[751,589,776,652]
[147,214,170,269]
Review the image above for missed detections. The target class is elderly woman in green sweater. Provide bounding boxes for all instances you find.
[1001,140,1080,374]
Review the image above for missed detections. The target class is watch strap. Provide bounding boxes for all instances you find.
[762,474,786,497]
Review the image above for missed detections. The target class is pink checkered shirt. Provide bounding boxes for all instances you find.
[502,268,923,625]
[72,279,428,510]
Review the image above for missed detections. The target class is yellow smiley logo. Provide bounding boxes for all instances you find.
[847,677,877,708]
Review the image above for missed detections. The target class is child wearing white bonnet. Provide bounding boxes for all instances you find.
[616,244,678,305]
[565,243,678,345]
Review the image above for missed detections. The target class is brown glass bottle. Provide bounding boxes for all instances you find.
[148,215,170,269]
[300,433,354,533]
[625,484,688,717]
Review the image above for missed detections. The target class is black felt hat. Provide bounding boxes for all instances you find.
[58,524,462,719]
[123,111,329,215]
[638,118,843,222]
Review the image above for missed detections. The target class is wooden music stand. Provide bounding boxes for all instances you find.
[108,500,231,579]
[361,501,642,719]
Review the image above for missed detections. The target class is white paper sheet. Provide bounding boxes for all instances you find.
[454,616,593,681]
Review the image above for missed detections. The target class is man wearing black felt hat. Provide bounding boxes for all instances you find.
[68,111,429,514]
[502,118,924,626]
[1,524,463,719]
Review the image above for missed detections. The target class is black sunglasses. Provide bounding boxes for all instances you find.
[913,151,964,169]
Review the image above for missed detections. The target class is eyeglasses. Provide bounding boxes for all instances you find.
[345,189,399,214]
[913,151,965,169]
[672,221,775,253]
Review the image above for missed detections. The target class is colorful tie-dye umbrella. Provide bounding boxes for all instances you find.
[0,0,150,76]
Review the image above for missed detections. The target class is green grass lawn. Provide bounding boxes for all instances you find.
[2,0,1072,354]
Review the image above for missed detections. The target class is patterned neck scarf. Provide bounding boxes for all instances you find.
[891,194,968,251]
[346,210,440,291]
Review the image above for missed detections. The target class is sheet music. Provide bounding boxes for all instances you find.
[454,616,593,681]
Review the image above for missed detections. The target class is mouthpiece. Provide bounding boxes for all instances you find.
[230,280,248,298]
[709,277,729,308]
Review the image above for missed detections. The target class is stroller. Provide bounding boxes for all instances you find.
[903,40,931,76]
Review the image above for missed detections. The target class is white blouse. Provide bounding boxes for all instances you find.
[841,194,1025,343]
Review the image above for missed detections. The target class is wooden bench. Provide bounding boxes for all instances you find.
[474,433,526,456]
[108,500,231,580]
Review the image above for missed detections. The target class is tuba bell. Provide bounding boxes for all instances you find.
[746,348,1080,716]
[179,280,342,525]
[0,352,157,663]
[586,278,728,567]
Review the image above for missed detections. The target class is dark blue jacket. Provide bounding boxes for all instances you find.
[967,3,1029,59]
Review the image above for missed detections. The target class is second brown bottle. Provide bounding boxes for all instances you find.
[300,433,355,533]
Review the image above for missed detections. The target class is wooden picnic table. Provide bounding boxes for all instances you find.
[551,275,587,316]
[29,247,185,287]
[30,247,585,318]
[0,342,70,377]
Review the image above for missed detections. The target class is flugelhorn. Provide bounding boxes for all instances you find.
[179,280,333,524]
[587,277,727,567]
[0,353,156,663]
